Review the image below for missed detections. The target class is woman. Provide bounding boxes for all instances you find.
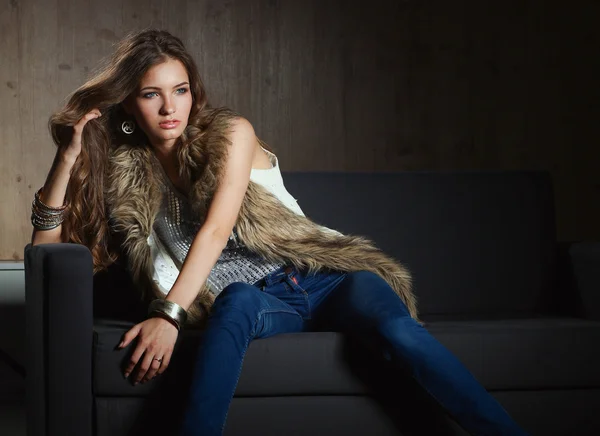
[31,29,527,436]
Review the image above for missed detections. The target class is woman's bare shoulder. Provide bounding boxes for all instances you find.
[225,117,272,170]
[227,116,255,137]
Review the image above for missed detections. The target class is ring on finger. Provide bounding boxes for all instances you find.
[153,357,163,363]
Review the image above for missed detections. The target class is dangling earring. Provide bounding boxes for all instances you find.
[121,120,136,135]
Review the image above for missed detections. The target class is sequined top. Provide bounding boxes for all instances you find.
[152,148,286,296]
[149,147,343,296]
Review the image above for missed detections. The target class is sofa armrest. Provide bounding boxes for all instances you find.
[25,243,94,436]
[568,242,600,321]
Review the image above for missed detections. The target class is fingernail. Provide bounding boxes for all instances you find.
[124,372,129,378]
[118,341,124,348]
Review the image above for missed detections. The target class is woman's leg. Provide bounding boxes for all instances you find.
[180,281,306,436]
[313,270,528,436]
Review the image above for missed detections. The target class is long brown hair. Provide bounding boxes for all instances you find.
[49,29,252,273]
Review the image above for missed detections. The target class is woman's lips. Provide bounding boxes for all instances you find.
[159,120,180,129]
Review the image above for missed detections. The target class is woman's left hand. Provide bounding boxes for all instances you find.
[118,317,179,384]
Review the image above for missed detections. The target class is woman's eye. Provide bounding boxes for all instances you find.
[142,88,187,98]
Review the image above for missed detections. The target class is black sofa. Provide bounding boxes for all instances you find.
[25,171,600,436]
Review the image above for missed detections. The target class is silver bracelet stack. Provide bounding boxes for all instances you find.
[31,187,68,231]
[148,299,188,331]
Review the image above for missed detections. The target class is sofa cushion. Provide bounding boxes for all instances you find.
[93,316,600,397]
[93,321,368,397]
[426,317,600,390]
[282,171,557,316]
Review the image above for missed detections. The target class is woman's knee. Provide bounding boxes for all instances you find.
[212,282,264,312]
[336,271,387,298]
[346,270,404,299]
[338,271,410,312]
[346,270,387,286]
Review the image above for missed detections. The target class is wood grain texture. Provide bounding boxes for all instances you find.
[0,0,598,259]
[0,0,24,260]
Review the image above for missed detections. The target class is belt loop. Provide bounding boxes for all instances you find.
[261,265,297,290]
[264,265,287,287]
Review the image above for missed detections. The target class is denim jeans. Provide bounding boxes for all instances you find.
[179,265,527,436]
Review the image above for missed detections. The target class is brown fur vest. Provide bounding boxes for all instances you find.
[106,114,418,326]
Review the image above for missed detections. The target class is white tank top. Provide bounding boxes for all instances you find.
[147,147,340,294]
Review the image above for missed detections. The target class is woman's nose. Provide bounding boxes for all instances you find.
[161,98,176,115]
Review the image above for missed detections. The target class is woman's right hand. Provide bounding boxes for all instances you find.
[62,108,102,162]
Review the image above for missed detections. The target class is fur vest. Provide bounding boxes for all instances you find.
[105,112,418,326]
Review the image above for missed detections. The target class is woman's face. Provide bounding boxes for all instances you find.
[124,57,193,148]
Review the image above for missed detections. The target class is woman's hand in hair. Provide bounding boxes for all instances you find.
[118,317,179,385]
[62,108,102,162]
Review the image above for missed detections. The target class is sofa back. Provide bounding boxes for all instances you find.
[282,171,557,318]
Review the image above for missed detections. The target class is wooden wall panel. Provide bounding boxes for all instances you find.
[0,0,598,260]
[0,0,23,260]
[183,0,346,171]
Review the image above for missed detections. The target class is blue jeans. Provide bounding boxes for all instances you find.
[180,266,527,436]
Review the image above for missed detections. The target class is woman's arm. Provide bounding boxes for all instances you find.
[119,117,258,383]
[165,117,257,310]
[31,153,77,245]
[31,109,102,245]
